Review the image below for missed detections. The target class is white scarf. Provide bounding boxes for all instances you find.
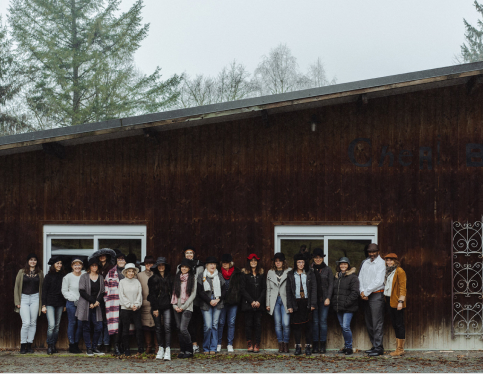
[203,269,221,299]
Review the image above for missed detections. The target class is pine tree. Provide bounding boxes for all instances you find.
[8,0,181,128]
[0,15,31,135]
[460,1,483,63]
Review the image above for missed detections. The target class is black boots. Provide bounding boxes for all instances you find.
[26,343,33,353]
[69,343,75,353]
[305,344,312,356]
[52,345,58,353]
[312,341,320,353]
[345,348,353,355]
[47,344,53,355]
[73,342,82,354]
[20,344,27,354]
[321,341,327,353]
[294,344,302,355]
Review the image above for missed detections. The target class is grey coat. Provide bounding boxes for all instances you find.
[266,268,291,315]
[76,273,105,322]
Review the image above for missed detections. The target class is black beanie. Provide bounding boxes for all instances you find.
[221,253,233,263]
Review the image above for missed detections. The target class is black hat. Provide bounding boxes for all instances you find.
[27,253,38,262]
[183,245,196,253]
[273,252,286,262]
[114,249,126,259]
[126,253,137,265]
[140,255,155,266]
[89,248,116,264]
[88,257,100,267]
[205,256,218,265]
[180,258,194,269]
[153,257,168,267]
[293,253,306,264]
[312,247,326,258]
[221,254,232,263]
[48,256,63,266]
[367,243,379,253]
[336,257,351,265]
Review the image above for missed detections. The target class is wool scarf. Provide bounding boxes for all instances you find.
[203,269,221,298]
[221,267,234,280]
[171,273,189,305]
[385,265,397,285]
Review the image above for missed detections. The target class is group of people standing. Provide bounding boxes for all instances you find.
[14,243,407,358]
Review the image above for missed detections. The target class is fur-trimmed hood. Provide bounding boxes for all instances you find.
[335,266,357,278]
[88,248,116,264]
[241,267,264,275]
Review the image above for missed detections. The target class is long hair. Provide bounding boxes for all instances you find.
[270,259,288,271]
[87,265,100,275]
[49,263,66,275]
[173,269,195,298]
[23,260,41,275]
[242,260,264,275]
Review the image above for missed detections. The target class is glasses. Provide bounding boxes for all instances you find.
[118,258,126,262]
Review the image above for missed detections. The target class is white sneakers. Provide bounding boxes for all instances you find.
[163,347,171,361]
[193,344,200,354]
[156,347,164,360]
[216,345,222,353]
[227,345,234,353]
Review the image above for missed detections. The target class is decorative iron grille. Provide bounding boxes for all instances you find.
[452,219,483,339]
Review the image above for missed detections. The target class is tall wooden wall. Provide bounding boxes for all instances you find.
[1,82,483,350]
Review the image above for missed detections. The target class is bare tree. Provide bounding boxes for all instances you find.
[305,57,337,88]
[253,43,308,95]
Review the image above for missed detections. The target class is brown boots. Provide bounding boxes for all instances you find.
[144,330,158,354]
[389,339,405,356]
[247,340,253,352]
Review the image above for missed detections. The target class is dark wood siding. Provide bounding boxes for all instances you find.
[1,82,483,350]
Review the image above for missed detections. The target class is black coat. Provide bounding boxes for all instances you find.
[42,272,66,307]
[286,269,317,312]
[311,263,334,302]
[223,267,243,305]
[331,267,360,313]
[147,267,174,311]
[240,269,266,312]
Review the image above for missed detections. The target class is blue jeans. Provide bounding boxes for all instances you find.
[273,296,290,343]
[83,308,103,349]
[46,306,63,345]
[201,307,222,352]
[98,320,110,346]
[66,301,83,344]
[313,302,330,342]
[336,312,354,349]
[218,304,238,346]
[20,293,39,344]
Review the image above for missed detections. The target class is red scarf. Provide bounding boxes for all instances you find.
[222,267,235,280]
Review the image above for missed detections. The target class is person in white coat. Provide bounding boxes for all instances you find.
[118,263,144,356]
[266,252,291,353]
[359,243,386,356]
[61,258,86,353]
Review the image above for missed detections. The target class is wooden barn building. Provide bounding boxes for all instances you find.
[1,61,483,351]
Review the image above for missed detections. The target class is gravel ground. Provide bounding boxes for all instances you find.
[1,349,483,372]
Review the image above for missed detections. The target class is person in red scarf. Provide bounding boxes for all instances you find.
[216,254,243,353]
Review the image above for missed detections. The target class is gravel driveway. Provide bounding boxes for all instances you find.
[1,349,483,372]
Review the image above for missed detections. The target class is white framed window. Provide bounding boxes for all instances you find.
[274,224,378,273]
[43,225,147,273]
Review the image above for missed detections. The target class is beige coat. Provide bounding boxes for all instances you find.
[137,270,155,327]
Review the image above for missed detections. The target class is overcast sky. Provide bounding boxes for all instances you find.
[1,1,480,85]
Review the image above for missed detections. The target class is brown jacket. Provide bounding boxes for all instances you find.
[388,267,407,308]
[137,270,155,327]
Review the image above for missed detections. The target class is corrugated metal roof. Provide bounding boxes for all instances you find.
[1,61,482,156]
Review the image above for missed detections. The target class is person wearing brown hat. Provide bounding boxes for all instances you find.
[241,253,266,353]
[138,255,157,354]
[217,253,243,353]
[266,252,291,353]
[383,253,407,356]
[14,253,44,354]
[359,243,386,356]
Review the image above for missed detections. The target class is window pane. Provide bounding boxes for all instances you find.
[280,239,325,268]
[50,239,94,272]
[98,239,142,266]
[327,239,372,274]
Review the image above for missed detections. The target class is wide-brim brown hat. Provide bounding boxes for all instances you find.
[384,253,398,260]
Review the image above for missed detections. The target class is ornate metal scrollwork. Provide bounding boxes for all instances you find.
[452,219,483,339]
